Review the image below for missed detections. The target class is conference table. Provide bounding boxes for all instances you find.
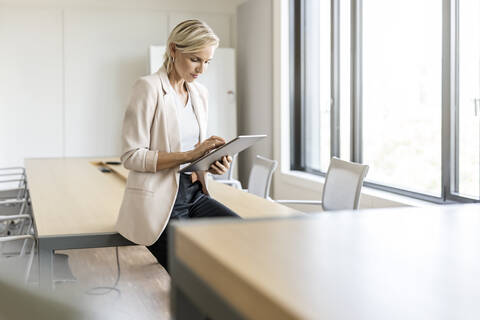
[169,203,480,320]
[24,157,300,290]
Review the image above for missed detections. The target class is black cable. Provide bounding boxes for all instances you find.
[85,246,121,297]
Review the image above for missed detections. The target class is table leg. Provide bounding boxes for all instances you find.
[38,239,54,290]
[171,281,205,320]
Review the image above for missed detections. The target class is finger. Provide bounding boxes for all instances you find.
[209,143,220,151]
[209,163,223,175]
[222,157,230,168]
[215,160,227,171]
[208,136,225,144]
[214,139,226,147]
[213,137,226,144]
[227,155,232,162]
[206,139,223,149]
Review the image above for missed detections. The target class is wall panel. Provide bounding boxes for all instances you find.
[64,9,168,157]
[0,7,63,167]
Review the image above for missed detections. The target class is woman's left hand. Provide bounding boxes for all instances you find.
[208,156,232,175]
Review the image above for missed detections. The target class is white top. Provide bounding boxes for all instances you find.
[172,86,200,173]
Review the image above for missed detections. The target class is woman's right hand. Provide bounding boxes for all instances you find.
[188,136,226,161]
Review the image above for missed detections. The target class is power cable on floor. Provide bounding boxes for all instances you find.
[85,246,121,297]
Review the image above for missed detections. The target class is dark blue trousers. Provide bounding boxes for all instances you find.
[147,173,239,271]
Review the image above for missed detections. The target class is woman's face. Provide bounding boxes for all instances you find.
[171,45,216,83]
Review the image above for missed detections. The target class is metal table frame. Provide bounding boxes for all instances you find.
[37,232,134,290]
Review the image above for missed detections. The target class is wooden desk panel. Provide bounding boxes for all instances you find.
[101,159,301,219]
[26,158,125,236]
[172,204,480,319]
[26,158,300,237]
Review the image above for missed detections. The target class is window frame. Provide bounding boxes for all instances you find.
[290,0,479,204]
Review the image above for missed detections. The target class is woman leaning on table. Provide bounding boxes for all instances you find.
[116,20,239,272]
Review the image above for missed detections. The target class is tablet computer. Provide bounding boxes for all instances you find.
[179,134,266,173]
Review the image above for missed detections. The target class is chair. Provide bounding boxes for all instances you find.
[0,167,27,195]
[212,153,242,189]
[0,179,31,239]
[0,167,32,258]
[0,168,75,286]
[0,178,27,203]
[246,155,278,199]
[0,166,26,180]
[0,214,76,287]
[0,215,36,284]
[276,157,369,211]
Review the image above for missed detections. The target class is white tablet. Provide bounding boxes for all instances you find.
[179,135,267,173]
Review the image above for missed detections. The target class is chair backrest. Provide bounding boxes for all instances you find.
[322,157,369,211]
[247,155,278,199]
[212,153,238,181]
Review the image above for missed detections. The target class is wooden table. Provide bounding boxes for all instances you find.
[25,158,300,289]
[170,204,480,320]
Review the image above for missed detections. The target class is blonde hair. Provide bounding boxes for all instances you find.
[163,19,219,74]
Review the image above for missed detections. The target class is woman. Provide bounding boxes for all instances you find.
[116,20,239,271]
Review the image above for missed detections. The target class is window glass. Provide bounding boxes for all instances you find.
[304,0,331,172]
[362,0,442,196]
[458,0,480,199]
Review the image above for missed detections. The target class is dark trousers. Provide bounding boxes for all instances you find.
[147,173,239,272]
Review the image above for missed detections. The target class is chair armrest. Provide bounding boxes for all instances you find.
[0,167,24,173]
[0,234,35,243]
[0,173,25,178]
[0,178,25,184]
[214,180,243,190]
[0,187,25,194]
[0,199,27,206]
[0,214,31,223]
[275,200,323,205]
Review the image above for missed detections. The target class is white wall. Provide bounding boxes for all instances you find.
[236,0,273,185]
[0,7,64,165]
[0,0,244,167]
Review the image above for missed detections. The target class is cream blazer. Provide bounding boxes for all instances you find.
[116,67,209,246]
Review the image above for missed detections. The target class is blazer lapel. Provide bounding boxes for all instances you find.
[157,68,181,153]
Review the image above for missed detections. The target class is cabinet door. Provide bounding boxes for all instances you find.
[200,48,237,141]
[0,7,63,167]
[64,9,168,157]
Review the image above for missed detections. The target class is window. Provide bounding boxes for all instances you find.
[458,0,480,199]
[362,0,442,196]
[304,0,331,172]
[291,0,480,203]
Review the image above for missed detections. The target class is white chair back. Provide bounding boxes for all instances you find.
[322,157,369,211]
[247,155,278,199]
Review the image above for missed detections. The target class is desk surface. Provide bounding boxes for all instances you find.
[173,204,480,320]
[25,158,300,237]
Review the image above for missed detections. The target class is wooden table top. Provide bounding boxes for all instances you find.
[173,204,480,320]
[25,158,300,237]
